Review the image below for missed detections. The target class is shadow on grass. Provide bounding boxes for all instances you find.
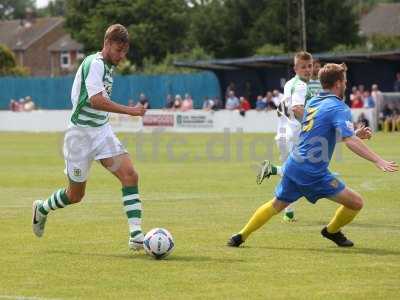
[251,246,400,256]
[309,221,400,230]
[44,250,244,263]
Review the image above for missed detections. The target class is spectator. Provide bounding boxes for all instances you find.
[379,103,394,132]
[392,103,400,132]
[350,86,358,102]
[9,99,18,111]
[394,72,400,92]
[255,95,267,111]
[172,94,182,110]
[202,96,215,111]
[356,113,370,128]
[362,91,375,108]
[358,84,365,94]
[181,94,193,111]
[127,99,135,107]
[351,94,364,109]
[239,96,251,116]
[225,90,240,110]
[272,89,283,107]
[138,93,150,109]
[165,94,174,109]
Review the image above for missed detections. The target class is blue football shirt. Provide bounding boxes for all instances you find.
[284,92,355,183]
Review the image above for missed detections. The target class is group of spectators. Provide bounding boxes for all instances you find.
[165,93,196,111]
[348,84,379,109]
[9,96,36,112]
[379,102,400,132]
[220,84,281,116]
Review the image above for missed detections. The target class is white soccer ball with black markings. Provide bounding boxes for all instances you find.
[143,228,174,259]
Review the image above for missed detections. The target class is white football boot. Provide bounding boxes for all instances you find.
[128,232,145,251]
[32,200,47,237]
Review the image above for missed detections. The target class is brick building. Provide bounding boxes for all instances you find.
[0,16,83,77]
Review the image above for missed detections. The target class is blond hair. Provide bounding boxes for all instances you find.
[104,24,129,44]
[294,51,312,65]
[318,63,347,89]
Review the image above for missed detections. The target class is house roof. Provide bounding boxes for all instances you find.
[360,3,400,36]
[48,34,83,52]
[174,50,400,71]
[0,17,64,51]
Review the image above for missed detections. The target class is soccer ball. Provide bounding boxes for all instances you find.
[143,228,174,259]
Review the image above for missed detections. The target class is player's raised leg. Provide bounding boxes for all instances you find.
[101,153,144,250]
[227,198,289,247]
[32,181,85,237]
[321,187,364,247]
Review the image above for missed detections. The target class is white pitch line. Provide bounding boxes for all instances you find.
[0,295,63,300]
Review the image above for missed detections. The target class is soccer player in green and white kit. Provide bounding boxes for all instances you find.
[256,52,319,222]
[32,24,147,250]
[308,59,323,98]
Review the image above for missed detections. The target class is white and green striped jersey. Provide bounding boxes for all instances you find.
[280,75,310,116]
[276,75,310,138]
[308,79,323,99]
[70,52,114,127]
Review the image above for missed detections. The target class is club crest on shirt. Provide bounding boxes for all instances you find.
[345,120,354,131]
[330,179,339,188]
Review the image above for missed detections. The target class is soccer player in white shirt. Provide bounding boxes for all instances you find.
[256,51,313,222]
[32,24,147,250]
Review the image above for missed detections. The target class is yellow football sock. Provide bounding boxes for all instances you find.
[239,200,278,240]
[327,205,359,233]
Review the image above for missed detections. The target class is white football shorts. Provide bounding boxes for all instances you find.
[63,123,127,182]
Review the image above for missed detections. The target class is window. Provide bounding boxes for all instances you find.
[60,51,70,68]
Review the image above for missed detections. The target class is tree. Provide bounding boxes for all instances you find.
[0,0,35,20]
[0,44,29,76]
[188,0,360,57]
[37,0,66,17]
[65,0,189,67]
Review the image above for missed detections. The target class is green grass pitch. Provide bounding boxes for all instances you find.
[0,132,399,299]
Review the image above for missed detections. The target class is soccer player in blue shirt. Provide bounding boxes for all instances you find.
[228,63,398,247]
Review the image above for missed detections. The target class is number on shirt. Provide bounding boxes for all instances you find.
[302,107,318,132]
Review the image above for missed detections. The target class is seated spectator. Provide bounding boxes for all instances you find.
[138,93,150,109]
[255,95,267,111]
[181,93,193,111]
[356,113,370,128]
[379,103,394,132]
[351,95,364,108]
[225,91,239,110]
[272,90,283,107]
[362,91,375,108]
[394,72,400,92]
[239,97,251,116]
[172,94,182,110]
[392,103,400,132]
[202,96,215,111]
[165,94,174,109]
[350,86,358,102]
[9,99,18,111]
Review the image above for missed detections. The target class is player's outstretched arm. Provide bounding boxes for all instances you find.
[90,92,146,116]
[343,136,398,172]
